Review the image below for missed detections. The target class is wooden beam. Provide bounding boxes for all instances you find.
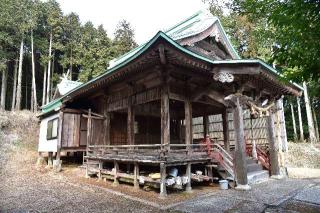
[267,112,280,177]
[206,90,227,106]
[159,44,166,65]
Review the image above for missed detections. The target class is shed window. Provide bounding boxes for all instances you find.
[47,118,58,140]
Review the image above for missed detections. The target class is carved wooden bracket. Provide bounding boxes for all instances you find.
[213,72,234,83]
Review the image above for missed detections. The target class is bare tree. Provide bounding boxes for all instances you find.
[15,39,24,110]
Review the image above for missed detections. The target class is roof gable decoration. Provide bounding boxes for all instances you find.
[108,10,240,70]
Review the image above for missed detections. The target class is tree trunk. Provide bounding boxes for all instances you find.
[50,52,55,100]
[15,39,24,110]
[31,30,37,111]
[312,105,319,141]
[290,103,298,141]
[297,97,304,141]
[70,47,73,80]
[11,59,18,111]
[46,32,52,104]
[303,82,317,143]
[42,66,47,106]
[0,66,8,110]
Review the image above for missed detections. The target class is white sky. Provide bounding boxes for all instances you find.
[56,0,208,44]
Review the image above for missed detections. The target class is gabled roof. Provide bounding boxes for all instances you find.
[40,12,302,116]
[109,11,240,69]
[57,79,83,96]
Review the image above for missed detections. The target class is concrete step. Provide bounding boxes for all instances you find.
[247,163,263,173]
[247,170,269,184]
[246,157,257,164]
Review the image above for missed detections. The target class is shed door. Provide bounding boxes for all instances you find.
[61,113,81,148]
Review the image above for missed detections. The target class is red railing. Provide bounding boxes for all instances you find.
[201,136,234,178]
[246,143,270,171]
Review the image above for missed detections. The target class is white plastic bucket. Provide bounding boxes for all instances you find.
[219,180,228,190]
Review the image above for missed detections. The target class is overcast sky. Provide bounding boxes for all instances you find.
[56,0,208,44]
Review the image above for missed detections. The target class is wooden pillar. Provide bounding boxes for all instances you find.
[113,161,119,186]
[185,100,193,148]
[232,98,249,189]
[203,115,209,138]
[134,162,139,189]
[290,103,298,141]
[222,109,230,152]
[267,111,280,177]
[303,82,317,143]
[185,163,192,192]
[87,109,92,149]
[161,85,170,148]
[103,99,111,145]
[47,152,53,166]
[54,111,63,172]
[98,160,102,181]
[276,98,288,152]
[160,163,167,197]
[127,103,135,145]
[297,97,304,142]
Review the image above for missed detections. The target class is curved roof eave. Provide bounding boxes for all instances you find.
[41,31,302,114]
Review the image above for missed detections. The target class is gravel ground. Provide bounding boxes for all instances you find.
[1,111,320,212]
[173,178,320,213]
[0,152,165,213]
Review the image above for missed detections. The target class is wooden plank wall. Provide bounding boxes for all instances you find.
[62,113,81,147]
[192,109,285,146]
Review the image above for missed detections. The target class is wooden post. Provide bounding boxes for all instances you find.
[267,111,280,177]
[222,109,230,152]
[160,163,167,197]
[303,82,317,143]
[98,160,102,181]
[87,109,92,149]
[297,97,304,142]
[113,161,119,186]
[127,101,135,145]
[276,98,288,152]
[290,103,298,141]
[54,111,63,172]
[161,84,170,149]
[203,115,209,138]
[185,100,193,150]
[47,152,53,166]
[232,98,249,190]
[103,99,111,145]
[185,163,192,192]
[133,162,139,189]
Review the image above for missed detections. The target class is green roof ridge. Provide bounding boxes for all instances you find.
[164,10,203,34]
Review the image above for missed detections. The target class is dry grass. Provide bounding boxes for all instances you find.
[286,142,320,169]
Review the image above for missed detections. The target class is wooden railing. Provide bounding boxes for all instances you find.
[246,143,270,171]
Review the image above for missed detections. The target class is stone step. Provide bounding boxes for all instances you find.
[247,170,269,184]
[247,163,263,173]
[246,157,257,164]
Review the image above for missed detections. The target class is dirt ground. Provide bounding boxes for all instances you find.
[1,111,320,212]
